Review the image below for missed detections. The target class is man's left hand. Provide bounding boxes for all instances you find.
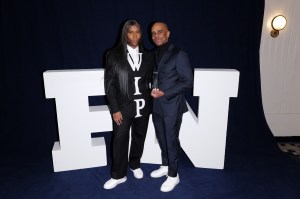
[151,88,164,99]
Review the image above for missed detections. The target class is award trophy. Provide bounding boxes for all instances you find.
[152,71,159,89]
[152,52,159,89]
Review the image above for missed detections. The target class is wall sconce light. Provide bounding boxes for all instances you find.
[270,15,287,38]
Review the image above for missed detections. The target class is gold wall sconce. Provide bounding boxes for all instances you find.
[270,15,287,38]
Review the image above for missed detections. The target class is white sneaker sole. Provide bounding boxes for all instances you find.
[103,177,127,189]
[150,172,168,178]
[160,179,180,192]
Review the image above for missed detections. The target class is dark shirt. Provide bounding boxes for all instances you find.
[155,41,171,63]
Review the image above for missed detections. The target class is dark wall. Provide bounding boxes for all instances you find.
[1,0,277,161]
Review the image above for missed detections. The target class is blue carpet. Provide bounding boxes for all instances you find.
[1,134,300,199]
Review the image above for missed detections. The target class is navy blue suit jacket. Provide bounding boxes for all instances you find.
[153,44,193,116]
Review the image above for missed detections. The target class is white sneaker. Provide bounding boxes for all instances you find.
[150,166,168,178]
[103,177,127,189]
[131,168,143,179]
[160,175,180,192]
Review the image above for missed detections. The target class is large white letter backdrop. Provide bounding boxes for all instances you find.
[43,69,239,172]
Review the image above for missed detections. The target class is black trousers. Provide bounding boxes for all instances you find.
[111,115,150,179]
[152,112,183,177]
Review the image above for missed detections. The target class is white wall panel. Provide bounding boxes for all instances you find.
[260,0,300,136]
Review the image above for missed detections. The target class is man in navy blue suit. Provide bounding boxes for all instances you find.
[150,22,193,192]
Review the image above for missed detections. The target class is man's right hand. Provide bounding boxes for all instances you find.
[113,111,123,125]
